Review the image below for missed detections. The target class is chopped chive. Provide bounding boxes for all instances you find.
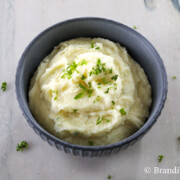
[73,109,77,113]
[133,25,137,29]
[16,141,28,152]
[107,175,112,179]
[96,117,102,125]
[104,88,109,93]
[158,155,164,162]
[172,76,177,80]
[112,101,115,105]
[95,47,100,50]
[120,108,126,115]
[88,82,92,88]
[79,83,86,90]
[74,92,84,100]
[91,40,94,48]
[81,75,86,80]
[111,75,118,81]
[87,89,93,97]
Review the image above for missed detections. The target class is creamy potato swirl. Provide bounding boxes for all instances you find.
[29,38,152,146]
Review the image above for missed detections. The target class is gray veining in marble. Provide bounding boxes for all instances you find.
[0,0,180,180]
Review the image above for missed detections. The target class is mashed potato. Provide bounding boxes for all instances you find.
[29,38,152,146]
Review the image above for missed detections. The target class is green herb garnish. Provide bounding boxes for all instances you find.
[172,76,177,80]
[112,101,115,105]
[102,78,109,84]
[111,75,118,81]
[88,82,92,88]
[178,136,180,141]
[73,109,77,113]
[61,60,87,79]
[96,117,102,125]
[81,75,86,80]
[1,82,7,91]
[74,92,84,100]
[107,175,112,179]
[78,59,87,66]
[104,88,109,93]
[74,83,93,99]
[16,141,28,152]
[91,40,94,48]
[120,108,126,115]
[109,68,113,74]
[106,119,111,122]
[79,83,86,90]
[54,96,57,100]
[133,25,137,29]
[89,59,106,76]
[87,89,93,97]
[61,61,78,79]
[95,47,100,50]
[158,155,164,162]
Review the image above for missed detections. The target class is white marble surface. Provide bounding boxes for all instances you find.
[0,0,180,179]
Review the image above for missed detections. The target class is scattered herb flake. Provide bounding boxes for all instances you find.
[79,83,86,90]
[178,136,180,141]
[91,40,94,48]
[106,119,111,122]
[158,155,164,162]
[107,175,112,179]
[133,25,137,29]
[95,47,100,50]
[88,141,94,146]
[112,101,115,105]
[73,109,77,113]
[54,96,57,100]
[89,59,107,76]
[111,75,118,81]
[120,108,126,115]
[104,88,109,93]
[16,141,28,152]
[172,76,177,80]
[1,82,7,91]
[74,92,84,100]
[61,61,78,79]
[87,89,93,97]
[109,68,113,74]
[88,82,92,88]
[78,59,87,66]
[81,75,86,80]
[96,117,102,125]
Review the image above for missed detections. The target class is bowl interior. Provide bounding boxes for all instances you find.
[16,18,166,147]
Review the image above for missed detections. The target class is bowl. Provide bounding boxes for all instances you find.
[15,17,167,157]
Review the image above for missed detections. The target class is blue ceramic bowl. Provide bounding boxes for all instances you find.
[15,17,167,157]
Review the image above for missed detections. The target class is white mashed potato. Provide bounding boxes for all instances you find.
[29,38,152,146]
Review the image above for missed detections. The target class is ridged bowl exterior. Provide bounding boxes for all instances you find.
[15,17,167,157]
